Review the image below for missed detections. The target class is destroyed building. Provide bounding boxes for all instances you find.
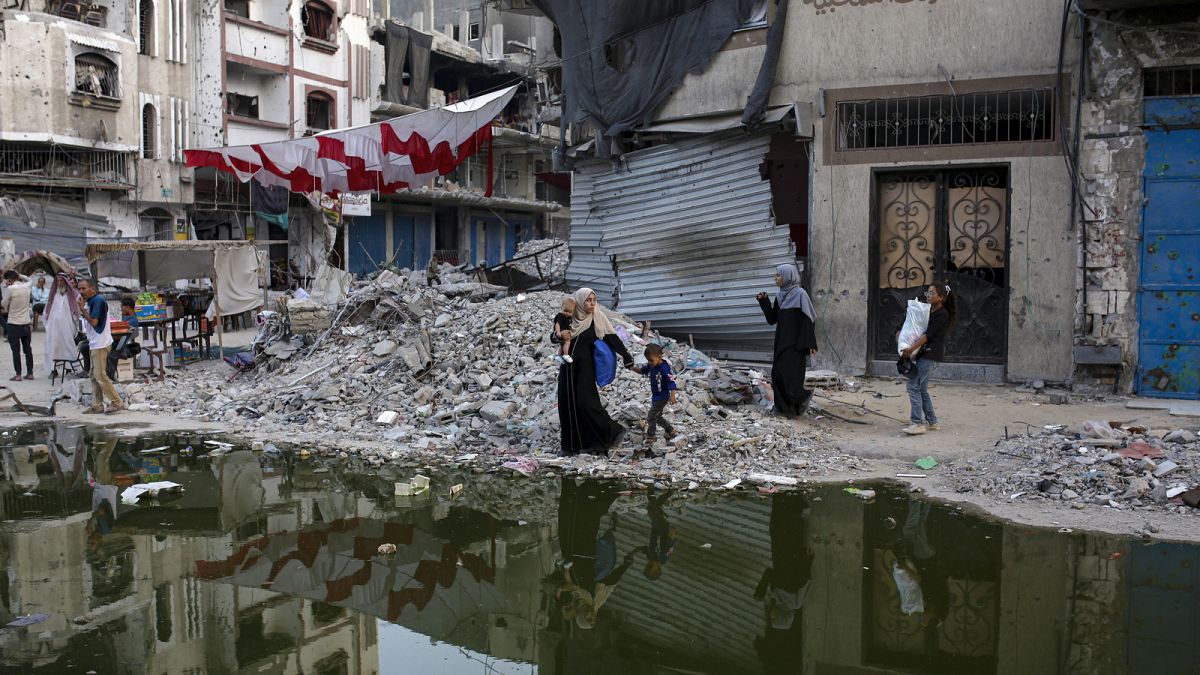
[525,0,1200,401]
[336,0,568,277]
[0,0,195,266]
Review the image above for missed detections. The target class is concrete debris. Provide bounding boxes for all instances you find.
[1164,429,1197,444]
[948,421,1200,515]
[510,239,568,281]
[137,263,857,487]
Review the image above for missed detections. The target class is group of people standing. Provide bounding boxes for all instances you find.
[0,271,124,413]
[551,264,958,456]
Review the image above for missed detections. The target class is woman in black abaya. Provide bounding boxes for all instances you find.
[554,288,634,455]
[756,264,818,418]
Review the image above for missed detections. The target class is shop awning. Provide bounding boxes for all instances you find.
[184,86,517,198]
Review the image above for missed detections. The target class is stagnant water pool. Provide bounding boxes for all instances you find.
[0,422,1195,674]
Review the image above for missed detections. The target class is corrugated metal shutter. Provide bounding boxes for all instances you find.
[567,131,794,354]
[0,204,115,269]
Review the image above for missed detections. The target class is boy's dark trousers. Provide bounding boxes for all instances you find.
[647,400,674,439]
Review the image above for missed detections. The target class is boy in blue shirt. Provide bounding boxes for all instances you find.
[636,343,678,455]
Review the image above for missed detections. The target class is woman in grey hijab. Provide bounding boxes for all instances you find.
[756,264,818,417]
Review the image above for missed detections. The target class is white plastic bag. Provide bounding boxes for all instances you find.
[891,563,925,615]
[897,299,931,354]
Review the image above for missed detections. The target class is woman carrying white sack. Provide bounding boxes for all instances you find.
[42,272,82,375]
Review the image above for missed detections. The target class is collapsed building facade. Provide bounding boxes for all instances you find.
[525,0,1199,399]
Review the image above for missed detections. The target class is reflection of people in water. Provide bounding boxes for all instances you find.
[554,480,636,630]
[883,500,945,627]
[755,493,813,671]
[641,488,676,580]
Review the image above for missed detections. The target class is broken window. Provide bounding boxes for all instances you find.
[306,91,333,131]
[302,0,334,41]
[225,92,259,119]
[74,53,120,98]
[837,88,1055,151]
[142,103,157,159]
[469,22,479,40]
[225,0,249,17]
[138,0,153,55]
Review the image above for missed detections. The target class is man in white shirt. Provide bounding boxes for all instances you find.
[2,271,34,380]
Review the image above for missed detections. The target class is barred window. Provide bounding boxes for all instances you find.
[1144,66,1200,97]
[138,0,153,55]
[142,103,157,159]
[836,88,1055,151]
[74,53,120,98]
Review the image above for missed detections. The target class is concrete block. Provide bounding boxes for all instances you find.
[479,400,517,422]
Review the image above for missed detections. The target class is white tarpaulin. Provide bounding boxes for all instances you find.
[205,247,265,319]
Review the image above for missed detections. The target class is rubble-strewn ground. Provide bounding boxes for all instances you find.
[118,267,863,486]
[4,268,1199,537]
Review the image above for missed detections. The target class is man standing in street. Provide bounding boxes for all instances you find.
[76,278,123,413]
[2,271,34,380]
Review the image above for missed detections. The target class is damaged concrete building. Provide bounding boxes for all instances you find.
[339,0,567,276]
[529,0,1199,399]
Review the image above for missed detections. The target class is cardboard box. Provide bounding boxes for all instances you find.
[116,358,134,383]
[135,304,169,322]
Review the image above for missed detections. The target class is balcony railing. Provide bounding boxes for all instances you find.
[0,144,132,189]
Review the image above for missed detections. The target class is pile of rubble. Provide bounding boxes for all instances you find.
[946,420,1200,514]
[134,266,858,485]
[509,239,568,282]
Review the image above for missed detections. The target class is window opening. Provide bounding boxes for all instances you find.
[306,92,333,131]
[138,0,153,55]
[142,104,156,159]
[74,53,120,98]
[837,88,1054,151]
[1143,66,1200,97]
[469,22,479,40]
[225,93,259,118]
[301,0,334,41]
[225,0,249,16]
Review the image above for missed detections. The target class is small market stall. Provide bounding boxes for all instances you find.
[85,240,268,360]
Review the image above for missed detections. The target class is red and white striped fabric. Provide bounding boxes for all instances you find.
[185,86,516,198]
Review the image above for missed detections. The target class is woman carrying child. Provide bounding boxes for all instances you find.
[900,281,957,435]
[553,288,635,455]
[756,263,818,418]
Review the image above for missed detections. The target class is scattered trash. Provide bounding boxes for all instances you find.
[377,543,398,555]
[377,410,399,425]
[721,478,742,490]
[915,456,938,471]
[450,484,464,498]
[699,543,712,549]
[844,487,876,501]
[896,473,927,478]
[121,481,183,505]
[6,614,50,628]
[747,473,798,486]
[501,458,539,477]
[140,446,169,455]
[1077,420,1127,440]
[1119,441,1164,460]
[1058,528,1073,534]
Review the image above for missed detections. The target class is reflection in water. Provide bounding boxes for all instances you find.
[0,423,1197,674]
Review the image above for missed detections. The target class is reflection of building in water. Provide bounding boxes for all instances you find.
[0,430,381,674]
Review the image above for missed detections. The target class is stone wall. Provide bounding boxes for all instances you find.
[1076,19,1200,389]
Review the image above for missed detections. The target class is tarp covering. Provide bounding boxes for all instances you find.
[184,87,515,197]
[207,246,266,319]
[530,0,758,152]
[6,250,75,276]
[385,23,433,109]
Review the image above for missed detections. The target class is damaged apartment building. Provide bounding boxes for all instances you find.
[338,0,566,278]
[533,0,1200,400]
[0,0,195,267]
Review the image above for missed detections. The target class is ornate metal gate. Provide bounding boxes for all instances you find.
[871,168,1010,364]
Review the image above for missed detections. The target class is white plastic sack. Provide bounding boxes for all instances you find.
[897,299,931,354]
[891,563,925,615]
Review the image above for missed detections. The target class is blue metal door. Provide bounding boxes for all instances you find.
[414,215,433,269]
[1138,96,1200,398]
[485,218,503,266]
[393,215,415,269]
[347,214,386,276]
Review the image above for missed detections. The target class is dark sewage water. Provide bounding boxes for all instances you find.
[0,422,1197,675]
